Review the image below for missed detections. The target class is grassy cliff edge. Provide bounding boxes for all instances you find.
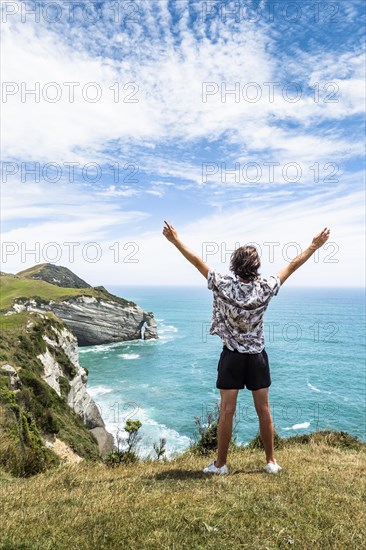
[0,273,135,312]
[0,430,365,549]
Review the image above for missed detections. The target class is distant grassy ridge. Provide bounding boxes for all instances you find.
[0,430,365,549]
[16,263,56,278]
[0,274,135,312]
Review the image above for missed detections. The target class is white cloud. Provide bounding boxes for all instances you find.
[122,189,365,288]
[146,189,165,198]
[1,180,149,235]
[2,8,364,169]
[96,186,140,197]
[1,3,364,288]
[3,181,362,287]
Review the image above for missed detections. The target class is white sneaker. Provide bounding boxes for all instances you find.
[203,460,229,475]
[265,459,282,474]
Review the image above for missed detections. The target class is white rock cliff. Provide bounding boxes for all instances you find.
[36,320,116,456]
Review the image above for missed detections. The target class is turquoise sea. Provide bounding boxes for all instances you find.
[79,286,366,458]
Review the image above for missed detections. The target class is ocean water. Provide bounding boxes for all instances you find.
[79,285,366,458]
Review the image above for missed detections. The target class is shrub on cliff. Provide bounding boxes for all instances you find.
[0,397,59,477]
[189,401,240,456]
[104,420,142,467]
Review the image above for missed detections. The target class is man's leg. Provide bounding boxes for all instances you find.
[215,389,239,468]
[252,387,275,463]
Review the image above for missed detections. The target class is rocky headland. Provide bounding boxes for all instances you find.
[0,263,158,474]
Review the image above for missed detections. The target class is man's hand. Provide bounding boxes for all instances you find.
[309,227,331,250]
[163,220,179,244]
[162,220,209,279]
[277,227,331,285]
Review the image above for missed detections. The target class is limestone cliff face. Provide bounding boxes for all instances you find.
[11,296,158,346]
[35,318,116,456]
[3,263,159,346]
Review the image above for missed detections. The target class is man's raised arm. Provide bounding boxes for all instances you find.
[162,220,209,279]
[277,227,331,285]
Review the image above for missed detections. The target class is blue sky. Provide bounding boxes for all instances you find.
[1,0,365,286]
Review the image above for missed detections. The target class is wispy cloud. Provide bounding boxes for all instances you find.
[1,0,365,285]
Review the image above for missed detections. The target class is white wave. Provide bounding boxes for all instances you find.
[156,323,180,344]
[87,385,113,397]
[78,328,172,353]
[116,339,152,347]
[158,324,178,334]
[283,421,311,431]
[104,406,191,459]
[118,353,140,360]
[307,382,332,395]
[78,342,124,354]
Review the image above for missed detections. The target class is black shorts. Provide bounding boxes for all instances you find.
[216,345,271,391]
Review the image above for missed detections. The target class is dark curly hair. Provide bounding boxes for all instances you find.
[230,245,261,281]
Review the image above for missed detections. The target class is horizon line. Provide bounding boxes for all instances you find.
[106,284,366,289]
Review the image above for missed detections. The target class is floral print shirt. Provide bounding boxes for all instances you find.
[207,268,281,354]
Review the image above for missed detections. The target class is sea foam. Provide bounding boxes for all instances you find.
[283,421,311,431]
[104,405,191,460]
[87,385,113,397]
[307,382,332,395]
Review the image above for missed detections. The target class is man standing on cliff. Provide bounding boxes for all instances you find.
[162,220,330,474]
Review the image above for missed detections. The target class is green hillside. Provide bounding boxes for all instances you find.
[0,431,365,549]
[17,263,54,278]
[16,263,91,288]
[0,274,135,312]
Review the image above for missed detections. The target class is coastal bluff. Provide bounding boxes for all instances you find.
[0,264,158,473]
[1,263,158,345]
[0,311,116,471]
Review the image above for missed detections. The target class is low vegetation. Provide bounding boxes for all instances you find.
[0,312,101,477]
[0,428,365,549]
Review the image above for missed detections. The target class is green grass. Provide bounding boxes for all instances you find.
[0,432,365,549]
[0,276,91,310]
[16,263,50,278]
[0,311,32,332]
[0,275,135,311]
